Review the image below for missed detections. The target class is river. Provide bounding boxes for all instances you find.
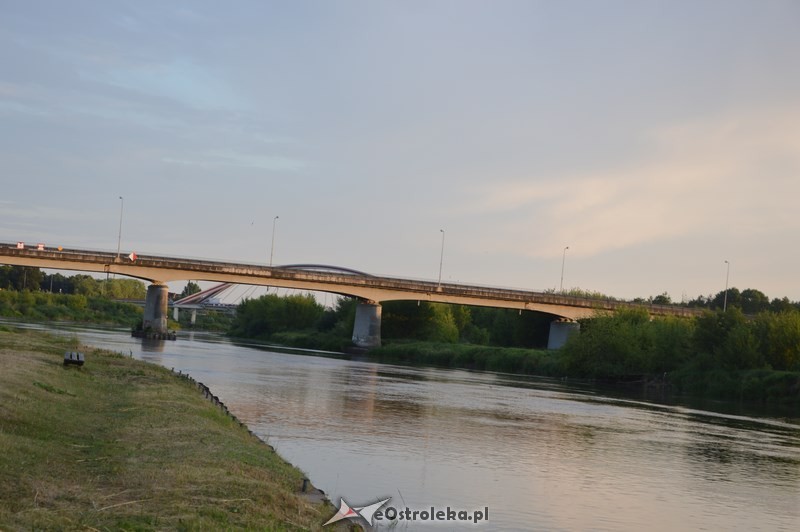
[13,322,800,530]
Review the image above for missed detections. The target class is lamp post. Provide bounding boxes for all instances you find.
[270,216,279,267]
[723,260,730,312]
[560,246,569,293]
[116,196,124,260]
[437,229,445,287]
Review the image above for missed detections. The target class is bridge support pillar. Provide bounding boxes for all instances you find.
[547,320,580,349]
[352,301,381,349]
[143,282,170,334]
[172,307,196,325]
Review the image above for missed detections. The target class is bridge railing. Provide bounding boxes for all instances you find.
[0,242,703,318]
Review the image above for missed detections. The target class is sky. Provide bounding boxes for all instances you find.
[2,0,800,302]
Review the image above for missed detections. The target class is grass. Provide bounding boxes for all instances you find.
[0,327,348,530]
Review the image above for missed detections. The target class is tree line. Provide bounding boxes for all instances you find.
[644,287,797,314]
[0,267,797,401]
[0,266,146,299]
[562,307,800,376]
[228,293,561,349]
[228,284,800,350]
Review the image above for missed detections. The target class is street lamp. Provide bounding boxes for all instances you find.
[723,260,730,312]
[116,196,124,260]
[270,216,279,266]
[560,246,569,292]
[437,229,445,287]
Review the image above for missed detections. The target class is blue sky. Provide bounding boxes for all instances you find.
[2,1,800,301]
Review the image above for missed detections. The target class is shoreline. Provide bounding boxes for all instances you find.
[0,326,353,530]
[166,366,332,503]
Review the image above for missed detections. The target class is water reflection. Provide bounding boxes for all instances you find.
[140,338,165,353]
[5,320,799,531]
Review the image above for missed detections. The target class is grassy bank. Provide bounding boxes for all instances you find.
[0,326,342,530]
[669,365,800,403]
[0,290,142,326]
[366,340,800,404]
[368,341,565,376]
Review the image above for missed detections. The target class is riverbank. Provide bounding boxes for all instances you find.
[0,290,142,326]
[0,326,345,530]
[368,341,562,375]
[366,341,800,404]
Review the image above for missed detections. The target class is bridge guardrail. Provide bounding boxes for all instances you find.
[0,242,704,318]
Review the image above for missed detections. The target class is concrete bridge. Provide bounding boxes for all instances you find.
[0,243,701,348]
[171,282,237,325]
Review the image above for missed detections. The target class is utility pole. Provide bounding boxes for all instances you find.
[270,216,279,266]
[723,260,730,312]
[437,229,445,287]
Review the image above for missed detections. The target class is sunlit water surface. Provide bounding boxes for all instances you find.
[14,322,800,531]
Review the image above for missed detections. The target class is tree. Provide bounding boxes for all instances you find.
[382,301,438,340]
[693,308,762,369]
[229,293,325,339]
[753,311,800,371]
[1,266,44,291]
[71,275,101,296]
[179,281,202,299]
[687,295,710,308]
[740,288,770,314]
[710,287,741,310]
[560,308,692,377]
[770,297,796,313]
[42,272,73,293]
[651,292,672,305]
[314,296,359,340]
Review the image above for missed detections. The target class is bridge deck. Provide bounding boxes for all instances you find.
[0,243,702,320]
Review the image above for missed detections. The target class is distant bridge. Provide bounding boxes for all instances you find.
[0,243,701,348]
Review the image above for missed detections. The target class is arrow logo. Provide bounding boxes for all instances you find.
[324,497,391,527]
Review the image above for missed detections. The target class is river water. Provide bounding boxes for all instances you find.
[13,322,800,530]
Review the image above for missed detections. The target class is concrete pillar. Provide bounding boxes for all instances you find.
[547,320,580,349]
[352,300,382,349]
[190,309,197,326]
[143,282,169,334]
[173,306,180,321]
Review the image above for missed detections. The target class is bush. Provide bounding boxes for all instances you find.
[561,309,694,378]
[754,311,800,371]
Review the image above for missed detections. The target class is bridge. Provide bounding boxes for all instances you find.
[0,242,701,349]
[171,282,237,325]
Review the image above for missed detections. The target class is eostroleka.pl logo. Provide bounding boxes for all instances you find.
[324,497,489,527]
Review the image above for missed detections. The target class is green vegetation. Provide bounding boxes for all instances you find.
[563,307,800,376]
[0,266,146,327]
[0,290,142,325]
[0,327,339,530]
[381,301,551,347]
[369,342,564,376]
[561,308,800,402]
[4,264,799,404]
[231,292,800,403]
[178,280,202,299]
[229,294,357,351]
[1,266,147,299]
[561,309,695,378]
[0,269,229,332]
[230,293,328,339]
[177,308,234,332]
[230,295,554,350]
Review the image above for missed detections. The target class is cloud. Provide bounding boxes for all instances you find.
[465,105,800,258]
